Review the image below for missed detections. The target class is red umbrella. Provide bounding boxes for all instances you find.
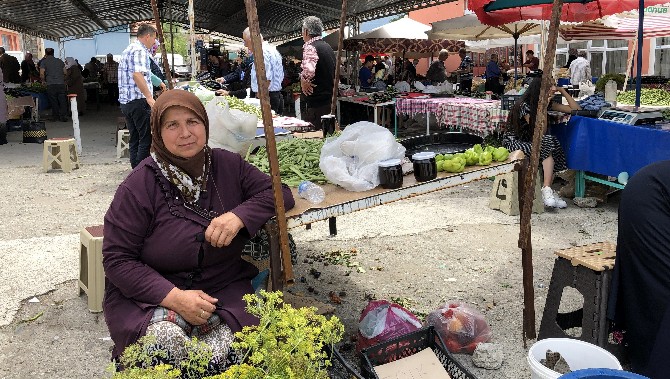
[469,0,669,25]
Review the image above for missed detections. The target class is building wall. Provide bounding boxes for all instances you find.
[409,2,467,74]
[44,28,130,64]
[0,27,21,51]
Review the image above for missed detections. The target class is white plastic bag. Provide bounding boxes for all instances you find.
[578,80,595,98]
[319,121,406,192]
[205,96,258,154]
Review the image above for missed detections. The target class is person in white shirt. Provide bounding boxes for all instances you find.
[569,50,591,86]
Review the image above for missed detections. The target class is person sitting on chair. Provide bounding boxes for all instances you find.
[102,89,295,374]
[502,77,581,209]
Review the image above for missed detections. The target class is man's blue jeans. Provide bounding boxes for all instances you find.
[120,98,151,168]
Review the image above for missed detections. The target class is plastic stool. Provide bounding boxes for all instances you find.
[116,129,130,159]
[489,171,544,216]
[79,225,105,312]
[42,138,80,173]
[539,242,619,352]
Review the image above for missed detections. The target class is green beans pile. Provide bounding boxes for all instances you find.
[616,89,670,106]
[219,96,263,118]
[246,138,328,187]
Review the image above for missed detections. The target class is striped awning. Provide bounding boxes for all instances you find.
[560,13,670,40]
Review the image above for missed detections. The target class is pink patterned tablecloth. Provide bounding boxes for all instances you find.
[395,97,509,136]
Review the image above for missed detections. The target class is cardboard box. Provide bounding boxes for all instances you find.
[7,96,34,120]
[373,348,452,379]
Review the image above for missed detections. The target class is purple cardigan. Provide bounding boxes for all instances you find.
[102,148,295,360]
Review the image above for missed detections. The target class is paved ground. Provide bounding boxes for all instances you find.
[0,101,621,378]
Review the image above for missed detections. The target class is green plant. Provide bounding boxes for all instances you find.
[594,73,626,93]
[107,335,182,379]
[107,291,344,379]
[214,290,344,379]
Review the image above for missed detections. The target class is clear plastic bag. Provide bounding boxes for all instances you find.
[425,301,492,354]
[578,80,595,98]
[205,96,258,154]
[319,121,406,192]
[356,300,423,354]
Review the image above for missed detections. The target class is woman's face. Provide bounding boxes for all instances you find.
[161,106,207,159]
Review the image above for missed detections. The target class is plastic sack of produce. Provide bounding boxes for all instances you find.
[205,96,257,154]
[319,121,405,192]
[425,301,492,354]
[356,300,423,354]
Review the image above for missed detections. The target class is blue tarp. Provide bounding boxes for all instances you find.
[553,115,670,178]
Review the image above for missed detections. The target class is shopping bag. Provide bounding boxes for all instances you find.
[22,121,47,144]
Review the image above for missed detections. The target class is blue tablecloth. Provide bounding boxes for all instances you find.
[553,116,670,178]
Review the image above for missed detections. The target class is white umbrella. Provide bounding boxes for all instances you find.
[350,17,431,39]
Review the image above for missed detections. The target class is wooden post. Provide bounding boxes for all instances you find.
[150,0,174,89]
[330,0,349,119]
[518,0,564,344]
[244,0,294,288]
[188,0,197,82]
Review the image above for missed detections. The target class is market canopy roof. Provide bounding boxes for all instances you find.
[0,0,459,42]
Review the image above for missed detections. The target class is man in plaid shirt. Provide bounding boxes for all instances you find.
[118,24,158,168]
[103,54,119,105]
[454,48,474,94]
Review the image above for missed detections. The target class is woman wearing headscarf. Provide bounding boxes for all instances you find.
[102,90,295,373]
[63,57,86,115]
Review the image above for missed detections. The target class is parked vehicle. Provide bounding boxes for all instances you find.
[155,53,190,78]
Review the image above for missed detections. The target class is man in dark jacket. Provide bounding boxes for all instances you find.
[0,47,21,83]
[299,16,336,130]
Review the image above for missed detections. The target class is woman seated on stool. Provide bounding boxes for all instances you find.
[608,160,670,379]
[503,77,581,208]
[102,90,295,374]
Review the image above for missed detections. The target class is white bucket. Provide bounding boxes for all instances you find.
[527,338,622,379]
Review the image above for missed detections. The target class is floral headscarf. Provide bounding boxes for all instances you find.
[150,90,211,203]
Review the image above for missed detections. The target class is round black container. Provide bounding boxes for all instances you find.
[378,159,403,189]
[412,152,437,182]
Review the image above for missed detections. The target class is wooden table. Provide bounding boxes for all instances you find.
[266,151,525,288]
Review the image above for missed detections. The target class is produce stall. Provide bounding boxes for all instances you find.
[336,96,396,130]
[553,115,670,197]
[395,96,509,137]
[283,153,523,227]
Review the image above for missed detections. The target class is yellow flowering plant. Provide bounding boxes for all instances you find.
[109,291,344,379]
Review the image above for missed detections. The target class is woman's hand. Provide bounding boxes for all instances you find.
[205,212,244,248]
[215,89,229,96]
[160,288,218,326]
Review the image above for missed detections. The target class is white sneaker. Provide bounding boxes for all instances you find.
[552,191,567,209]
[541,186,557,208]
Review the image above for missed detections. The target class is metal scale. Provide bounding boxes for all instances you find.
[597,106,665,126]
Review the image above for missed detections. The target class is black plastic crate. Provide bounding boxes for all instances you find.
[360,326,476,379]
[501,94,521,110]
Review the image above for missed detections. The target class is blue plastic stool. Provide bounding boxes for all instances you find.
[559,368,649,379]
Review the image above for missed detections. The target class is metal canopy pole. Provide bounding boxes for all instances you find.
[244,0,294,288]
[634,0,644,108]
[518,0,565,345]
[331,0,349,118]
[150,0,174,89]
